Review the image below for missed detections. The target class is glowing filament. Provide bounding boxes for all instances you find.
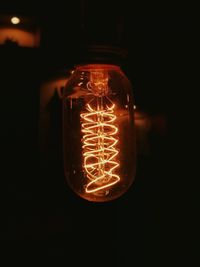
[81,99,120,194]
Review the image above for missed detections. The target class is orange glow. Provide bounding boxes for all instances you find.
[0,28,40,47]
[80,70,120,195]
[81,101,120,194]
[11,17,20,24]
[63,64,136,202]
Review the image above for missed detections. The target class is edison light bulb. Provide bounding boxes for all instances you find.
[63,64,136,202]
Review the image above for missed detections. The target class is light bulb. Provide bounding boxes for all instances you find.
[63,64,136,202]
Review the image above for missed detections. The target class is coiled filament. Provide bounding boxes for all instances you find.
[81,98,120,194]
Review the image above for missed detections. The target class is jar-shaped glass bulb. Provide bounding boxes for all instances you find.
[63,64,136,202]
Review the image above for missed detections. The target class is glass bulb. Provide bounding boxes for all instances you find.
[63,64,136,202]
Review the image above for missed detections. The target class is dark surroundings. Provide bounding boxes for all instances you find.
[0,1,196,266]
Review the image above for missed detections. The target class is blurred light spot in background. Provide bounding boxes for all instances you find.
[11,16,20,25]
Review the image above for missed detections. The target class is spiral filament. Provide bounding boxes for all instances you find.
[81,98,120,194]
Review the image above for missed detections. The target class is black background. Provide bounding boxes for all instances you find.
[0,1,196,266]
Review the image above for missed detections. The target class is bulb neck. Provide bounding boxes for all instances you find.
[76,45,127,66]
[75,64,121,71]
